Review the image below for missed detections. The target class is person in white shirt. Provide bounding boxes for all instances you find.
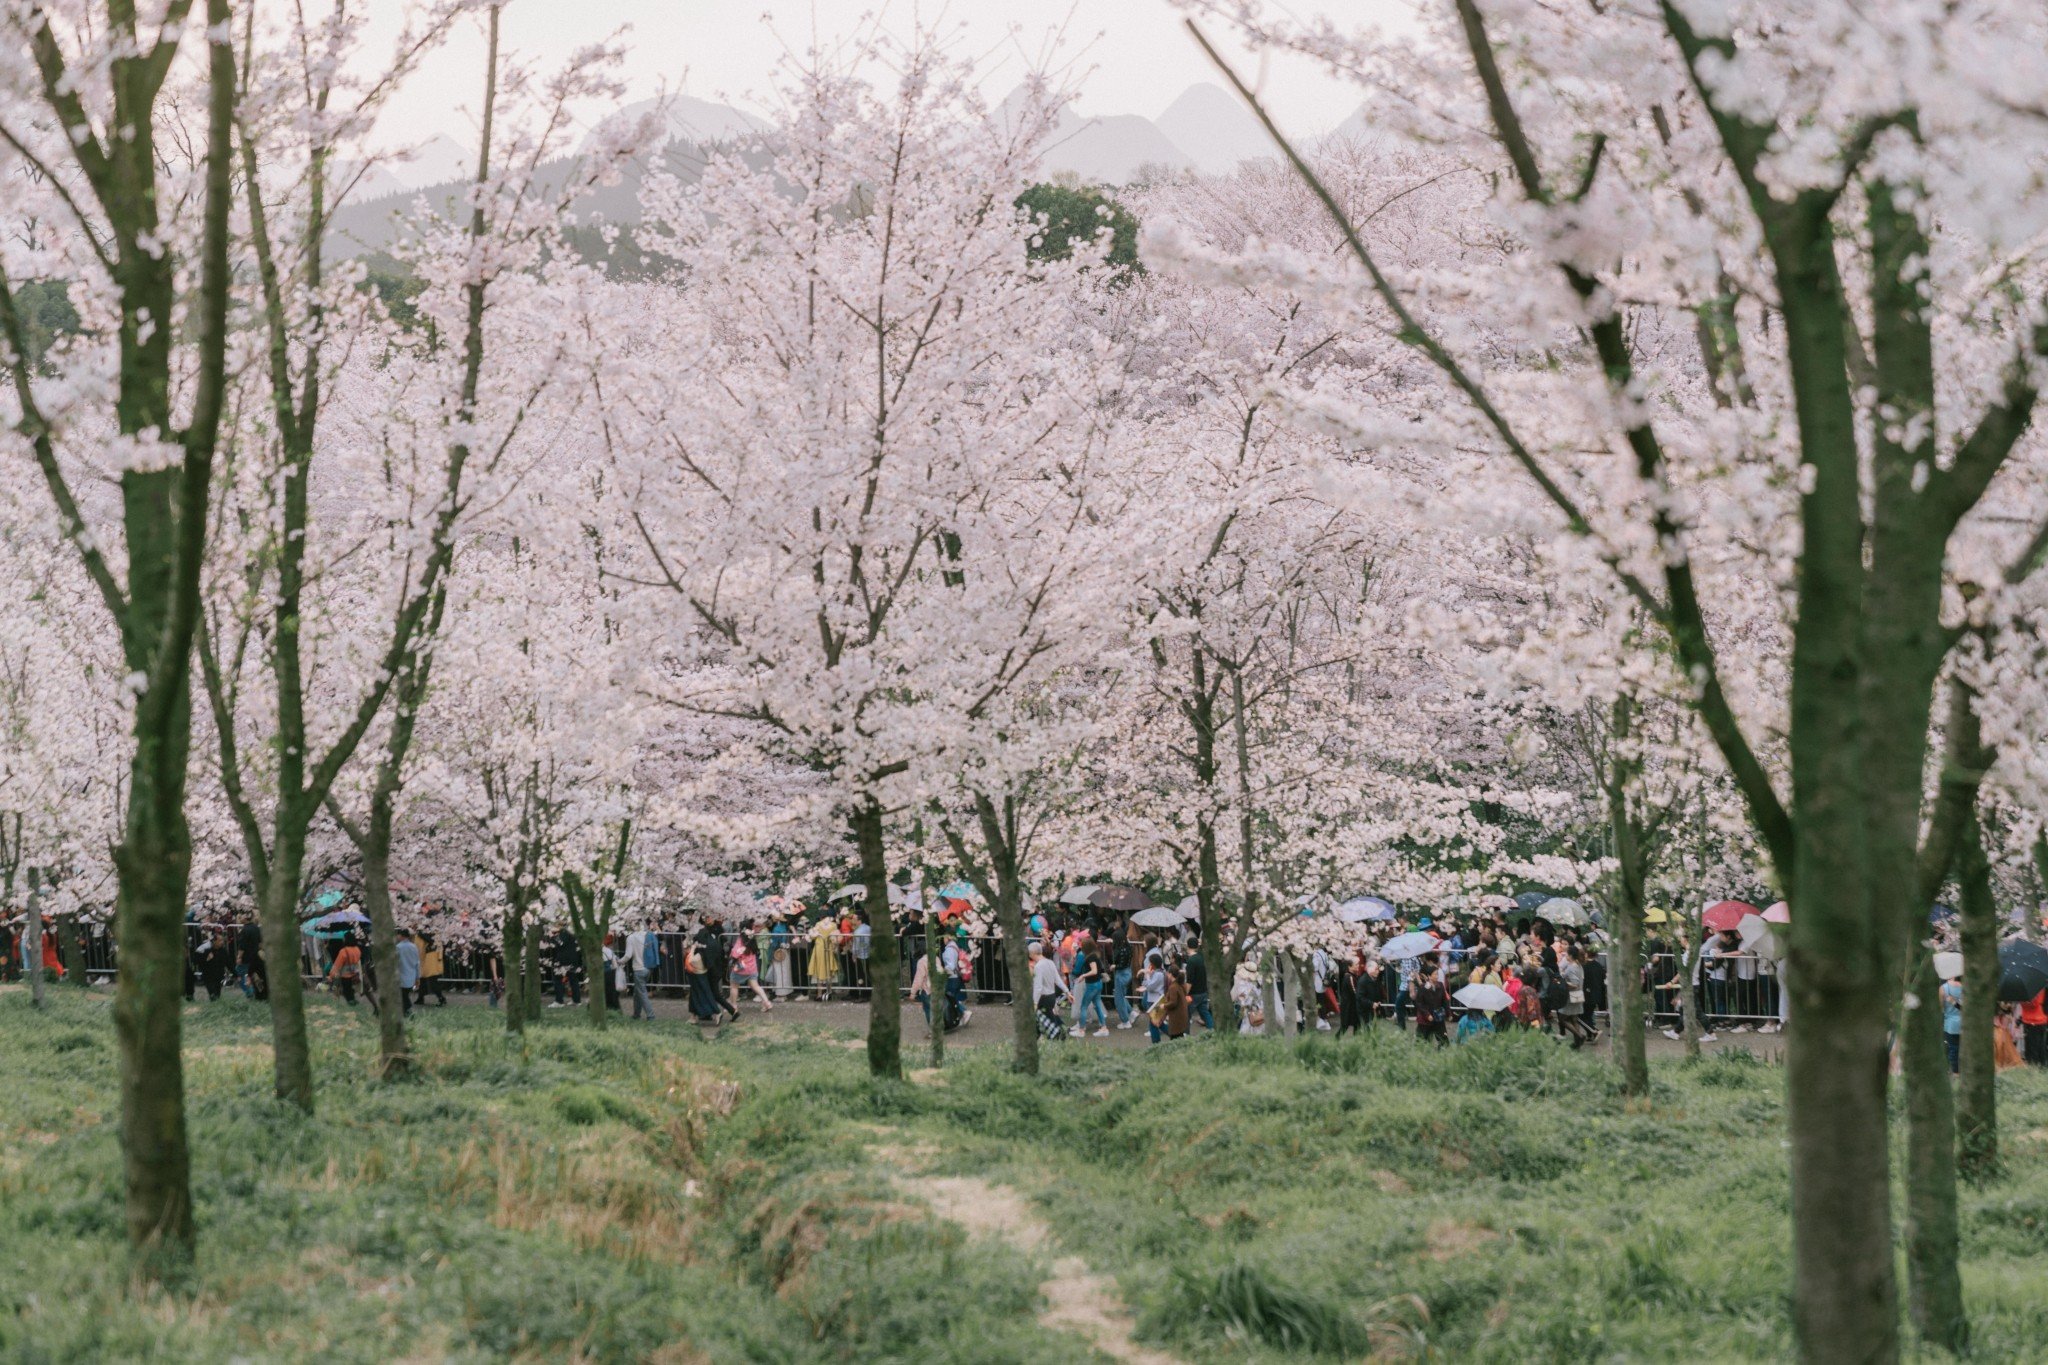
[623,926,656,1021]
[1029,941,1066,1029]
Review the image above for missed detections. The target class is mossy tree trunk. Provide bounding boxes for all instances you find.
[0,0,237,1274]
[852,796,901,1080]
[1901,950,1966,1351]
[1956,809,2000,1181]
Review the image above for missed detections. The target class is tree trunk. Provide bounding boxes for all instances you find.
[522,927,542,1024]
[25,871,44,1010]
[1605,696,1650,1097]
[112,692,199,1272]
[258,838,315,1109]
[1678,932,1705,1060]
[1901,952,1966,1351]
[852,798,901,1080]
[501,902,526,1035]
[1956,810,1999,1180]
[577,923,609,1028]
[972,794,1038,1076]
[925,906,945,1069]
[59,910,87,990]
[360,829,410,1077]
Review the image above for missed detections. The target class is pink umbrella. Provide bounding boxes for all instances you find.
[1763,902,1790,924]
[1703,900,1757,933]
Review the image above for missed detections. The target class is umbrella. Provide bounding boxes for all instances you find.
[1763,902,1790,924]
[1538,897,1588,926]
[1643,906,1670,924]
[1090,885,1152,911]
[1736,913,1784,963]
[1930,902,1958,924]
[1175,896,1204,921]
[1378,931,1440,961]
[315,888,344,910]
[937,881,980,902]
[1998,939,2048,1002]
[1337,896,1398,923]
[1514,891,1549,912]
[1129,906,1183,929]
[1454,982,1513,1013]
[312,908,369,928]
[1703,900,1756,933]
[1933,951,1964,981]
[1059,884,1102,905]
[828,883,866,902]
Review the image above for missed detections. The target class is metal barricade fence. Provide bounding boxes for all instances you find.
[50,927,1788,1031]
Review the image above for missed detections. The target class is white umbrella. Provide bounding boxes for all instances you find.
[887,885,924,911]
[1130,906,1183,929]
[1933,951,1964,981]
[1454,982,1513,1013]
[312,908,369,928]
[1059,884,1102,905]
[1538,897,1588,926]
[1337,896,1396,923]
[1736,912,1785,963]
[1175,895,1203,920]
[829,883,866,902]
[1378,931,1440,961]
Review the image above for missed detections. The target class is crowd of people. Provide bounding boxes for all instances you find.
[16,894,2048,1073]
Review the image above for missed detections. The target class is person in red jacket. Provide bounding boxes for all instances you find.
[2022,988,2048,1067]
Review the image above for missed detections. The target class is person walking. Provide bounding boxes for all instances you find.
[1411,959,1450,1045]
[1110,932,1134,1029]
[1555,945,1594,1048]
[1030,941,1067,1037]
[730,929,774,1012]
[1161,965,1191,1041]
[1942,972,1964,1074]
[1186,947,1214,1031]
[328,940,363,1006]
[236,917,267,1001]
[625,923,658,1020]
[2023,987,2048,1067]
[1143,954,1169,1043]
[1072,935,1108,1036]
[417,934,448,1007]
[395,932,421,1016]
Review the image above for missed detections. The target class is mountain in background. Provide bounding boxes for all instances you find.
[324,83,1331,264]
[603,93,770,149]
[1155,82,1276,175]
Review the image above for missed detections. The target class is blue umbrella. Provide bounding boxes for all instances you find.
[1514,891,1549,912]
[937,882,981,902]
[315,888,343,909]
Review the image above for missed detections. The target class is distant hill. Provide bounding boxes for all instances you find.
[1156,82,1277,175]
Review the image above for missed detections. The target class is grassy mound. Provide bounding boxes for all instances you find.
[4,990,2047,1361]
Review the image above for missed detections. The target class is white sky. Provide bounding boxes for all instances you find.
[365,0,1419,150]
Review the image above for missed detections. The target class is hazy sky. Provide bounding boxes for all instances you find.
[366,0,1418,150]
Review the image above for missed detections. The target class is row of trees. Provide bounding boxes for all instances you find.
[7,3,2048,1360]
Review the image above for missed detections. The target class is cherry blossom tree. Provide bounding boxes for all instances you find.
[1174,1,2048,1355]
[0,0,235,1269]
[611,39,1105,1080]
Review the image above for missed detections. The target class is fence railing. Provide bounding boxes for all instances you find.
[13,926,1790,1028]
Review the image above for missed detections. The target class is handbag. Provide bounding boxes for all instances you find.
[1148,999,1168,1026]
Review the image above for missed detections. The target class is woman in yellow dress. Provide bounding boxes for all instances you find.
[807,917,841,1000]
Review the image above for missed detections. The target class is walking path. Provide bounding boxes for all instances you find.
[867,1130,1184,1365]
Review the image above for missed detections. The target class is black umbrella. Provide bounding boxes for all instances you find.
[1997,938,2048,1003]
[1091,885,1151,911]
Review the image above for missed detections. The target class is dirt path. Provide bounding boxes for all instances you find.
[870,1136,1183,1365]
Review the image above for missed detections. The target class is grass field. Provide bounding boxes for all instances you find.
[4,988,2047,1362]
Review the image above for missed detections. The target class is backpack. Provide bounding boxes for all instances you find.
[640,935,661,973]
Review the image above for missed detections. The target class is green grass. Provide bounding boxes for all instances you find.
[4,989,2048,1362]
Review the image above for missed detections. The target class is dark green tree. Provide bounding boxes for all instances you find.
[1014,183,1141,274]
